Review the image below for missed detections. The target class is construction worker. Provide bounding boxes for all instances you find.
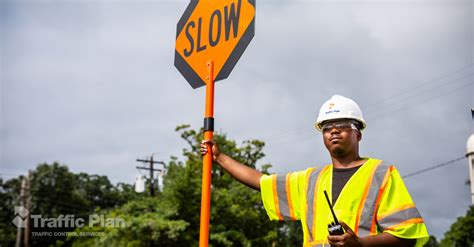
[200,95,429,246]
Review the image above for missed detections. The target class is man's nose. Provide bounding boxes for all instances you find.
[329,127,340,134]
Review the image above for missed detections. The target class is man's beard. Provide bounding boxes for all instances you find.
[331,147,346,157]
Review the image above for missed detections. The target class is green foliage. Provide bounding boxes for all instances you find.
[162,124,282,246]
[424,235,439,247]
[440,205,474,247]
[69,197,188,247]
[1,124,304,246]
[0,162,143,246]
[0,177,19,246]
[277,221,304,247]
[72,124,288,246]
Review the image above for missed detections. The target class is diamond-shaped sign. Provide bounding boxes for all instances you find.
[12,206,29,228]
[12,215,27,228]
[15,206,29,218]
[175,0,255,89]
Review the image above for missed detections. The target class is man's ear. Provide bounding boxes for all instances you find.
[357,130,362,141]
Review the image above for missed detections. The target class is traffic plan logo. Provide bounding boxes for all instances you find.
[12,206,29,228]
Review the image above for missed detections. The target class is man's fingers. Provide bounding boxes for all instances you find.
[200,140,214,155]
[327,238,337,246]
[339,221,354,234]
[327,235,344,246]
[327,235,345,243]
[201,139,214,145]
[328,222,358,246]
[200,142,208,155]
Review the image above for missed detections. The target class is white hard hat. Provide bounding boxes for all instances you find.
[315,95,366,131]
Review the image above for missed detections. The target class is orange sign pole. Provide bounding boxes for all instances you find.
[199,60,215,247]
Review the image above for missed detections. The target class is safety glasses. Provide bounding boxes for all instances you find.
[321,121,358,133]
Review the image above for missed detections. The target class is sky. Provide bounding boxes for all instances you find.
[1,0,473,240]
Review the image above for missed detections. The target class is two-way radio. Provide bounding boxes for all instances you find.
[323,190,345,235]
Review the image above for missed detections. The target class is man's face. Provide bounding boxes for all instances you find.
[321,119,361,157]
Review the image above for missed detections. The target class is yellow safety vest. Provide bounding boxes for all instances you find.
[260,158,429,247]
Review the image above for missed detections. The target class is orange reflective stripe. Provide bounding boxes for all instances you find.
[285,173,296,220]
[306,238,329,245]
[312,165,330,241]
[385,218,424,230]
[370,165,394,234]
[304,243,325,247]
[354,160,381,235]
[377,203,416,222]
[272,175,283,220]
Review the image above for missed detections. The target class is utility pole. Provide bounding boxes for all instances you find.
[467,134,474,204]
[24,171,32,247]
[15,177,26,247]
[14,171,32,247]
[136,154,165,196]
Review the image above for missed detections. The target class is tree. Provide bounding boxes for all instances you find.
[71,125,295,246]
[424,235,439,247]
[0,177,20,246]
[1,125,303,246]
[0,162,142,246]
[440,205,474,247]
[166,125,282,246]
[30,163,139,246]
[68,197,189,247]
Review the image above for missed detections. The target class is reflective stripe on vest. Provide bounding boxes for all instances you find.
[276,173,295,220]
[356,161,390,236]
[261,158,428,246]
[377,205,422,230]
[305,166,326,242]
[308,159,393,243]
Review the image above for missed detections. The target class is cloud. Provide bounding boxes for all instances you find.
[1,0,472,239]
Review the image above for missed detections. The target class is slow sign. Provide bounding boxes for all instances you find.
[175,0,255,88]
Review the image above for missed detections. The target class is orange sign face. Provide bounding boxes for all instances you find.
[175,0,255,89]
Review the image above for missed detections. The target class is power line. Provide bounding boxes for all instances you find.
[258,75,472,145]
[361,63,473,111]
[364,74,472,119]
[365,80,473,121]
[253,64,473,144]
[402,156,466,179]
